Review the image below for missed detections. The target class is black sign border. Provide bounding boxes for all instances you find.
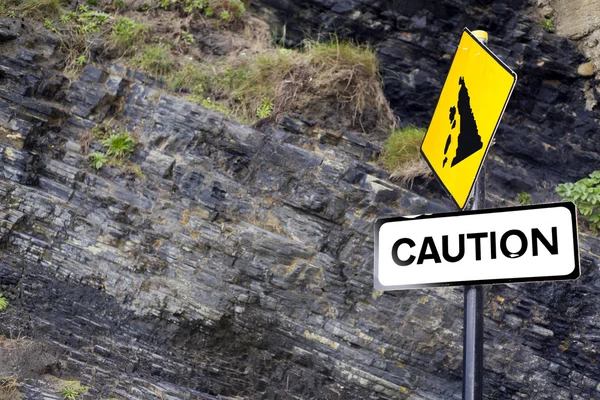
[374,202,580,291]
[420,27,518,210]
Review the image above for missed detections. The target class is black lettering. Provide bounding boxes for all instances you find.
[392,238,416,266]
[500,229,528,258]
[466,232,488,261]
[532,227,558,256]
[417,237,442,264]
[490,231,497,259]
[442,234,465,263]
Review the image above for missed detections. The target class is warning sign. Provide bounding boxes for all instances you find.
[421,28,517,209]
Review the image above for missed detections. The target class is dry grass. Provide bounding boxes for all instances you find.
[17,0,62,18]
[382,126,433,185]
[196,37,396,132]
[0,375,21,400]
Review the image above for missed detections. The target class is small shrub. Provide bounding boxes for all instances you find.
[556,171,600,232]
[542,17,555,33]
[89,152,108,169]
[256,98,274,118]
[18,0,62,18]
[134,45,176,77]
[109,17,150,55]
[0,294,8,312]
[219,10,231,22]
[382,126,432,185]
[515,192,532,205]
[75,55,87,66]
[181,30,195,45]
[101,131,137,159]
[57,381,88,400]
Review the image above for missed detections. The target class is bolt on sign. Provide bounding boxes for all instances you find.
[421,28,517,209]
[374,203,580,290]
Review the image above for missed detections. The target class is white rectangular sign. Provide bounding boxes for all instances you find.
[374,202,580,290]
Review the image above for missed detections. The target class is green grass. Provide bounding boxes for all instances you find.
[382,126,425,171]
[108,17,150,55]
[134,45,176,77]
[101,131,137,159]
[382,126,431,184]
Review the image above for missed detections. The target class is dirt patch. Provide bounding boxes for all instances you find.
[539,0,600,75]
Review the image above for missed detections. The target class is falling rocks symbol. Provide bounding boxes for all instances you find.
[443,77,483,168]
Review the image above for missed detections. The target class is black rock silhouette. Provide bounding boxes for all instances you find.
[451,77,482,167]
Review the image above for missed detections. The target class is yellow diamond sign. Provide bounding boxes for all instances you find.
[421,28,517,209]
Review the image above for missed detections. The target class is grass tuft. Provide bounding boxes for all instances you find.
[108,17,150,56]
[382,126,432,185]
[101,131,137,159]
[134,45,176,77]
[56,381,88,400]
[0,375,21,400]
[189,37,395,132]
[18,0,62,18]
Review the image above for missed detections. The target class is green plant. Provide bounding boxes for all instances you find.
[382,126,431,184]
[101,131,137,159]
[89,152,108,169]
[44,18,57,32]
[183,0,208,13]
[134,45,175,77]
[7,11,16,18]
[109,17,150,55]
[0,294,8,312]
[181,30,195,45]
[556,171,600,232]
[87,0,99,5]
[219,10,231,22]
[542,17,555,33]
[75,55,87,66]
[77,3,88,12]
[256,98,274,118]
[57,381,88,400]
[222,0,245,18]
[516,191,532,205]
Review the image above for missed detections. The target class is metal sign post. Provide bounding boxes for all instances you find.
[463,171,485,400]
[462,30,488,400]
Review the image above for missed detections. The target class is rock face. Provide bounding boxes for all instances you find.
[255,0,600,204]
[0,3,600,400]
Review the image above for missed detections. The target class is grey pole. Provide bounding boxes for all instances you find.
[463,172,485,400]
[462,29,488,400]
